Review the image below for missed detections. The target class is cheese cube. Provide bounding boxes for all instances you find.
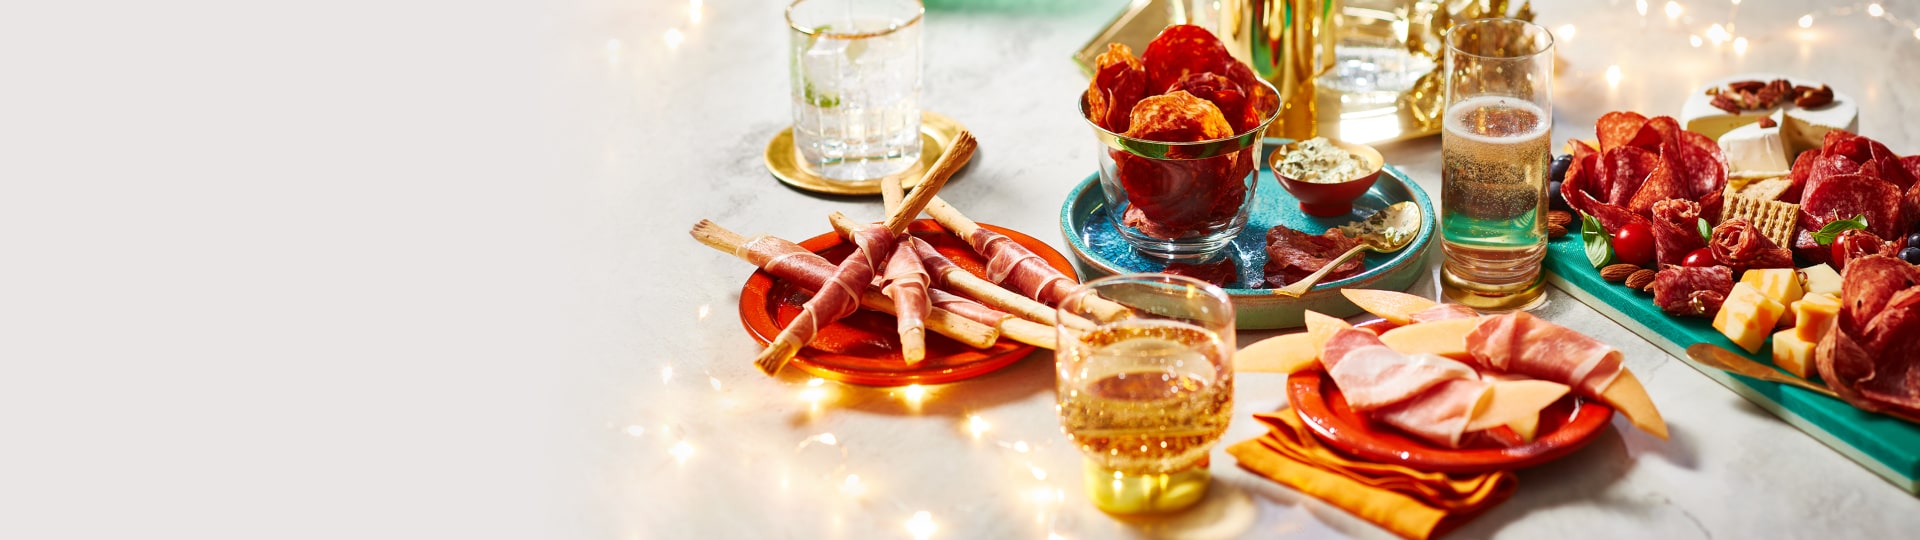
[1714,283,1786,354]
[1772,329,1817,379]
[1741,268,1805,306]
[1802,264,1842,297]
[1793,293,1842,343]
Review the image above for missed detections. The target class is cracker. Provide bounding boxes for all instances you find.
[1723,196,1799,247]
[1731,176,1793,202]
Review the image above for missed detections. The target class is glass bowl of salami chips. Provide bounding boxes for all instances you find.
[1081,25,1280,263]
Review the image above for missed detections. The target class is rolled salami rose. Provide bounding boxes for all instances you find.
[1708,218,1793,273]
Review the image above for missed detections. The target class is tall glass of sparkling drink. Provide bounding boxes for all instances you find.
[1055,274,1234,514]
[786,0,924,181]
[1439,18,1554,311]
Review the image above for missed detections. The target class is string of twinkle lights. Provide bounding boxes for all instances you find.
[1649,1,1920,54]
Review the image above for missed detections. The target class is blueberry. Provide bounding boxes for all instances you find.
[1907,232,1920,248]
[1549,154,1572,184]
[1548,179,1569,211]
[1903,247,1920,265]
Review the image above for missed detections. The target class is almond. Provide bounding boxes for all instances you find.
[1601,264,1640,282]
[1643,279,1657,293]
[1547,210,1573,228]
[1625,269,1657,290]
[1547,223,1568,238]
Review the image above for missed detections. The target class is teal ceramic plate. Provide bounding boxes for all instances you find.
[1059,138,1435,329]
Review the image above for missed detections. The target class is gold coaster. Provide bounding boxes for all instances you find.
[764,111,965,196]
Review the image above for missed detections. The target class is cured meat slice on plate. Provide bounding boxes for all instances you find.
[1321,329,1480,410]
[1650,199,1707,267]
[1652,265,1734,317]
[1596,111,1655,153]
[1319,328,1491,447]
[1463,312,1625,398]
[1709,218,1794,272]
[1263,226,1364,287]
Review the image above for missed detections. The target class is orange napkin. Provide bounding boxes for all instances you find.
[1227,410,1516,540]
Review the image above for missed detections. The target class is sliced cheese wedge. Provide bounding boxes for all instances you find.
[1507,412,1543,443]
[1466,379,1571,432]
[1341,289,1439,325]
[1303,310,1353,350]
[1377,316,1484,361]
[1235,332,1319,374]
[1599,370,1668,439]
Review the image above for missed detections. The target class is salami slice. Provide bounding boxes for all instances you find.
[1800,173,1903,241]
[1903,155,1920,181]
[1632,116,1681,149]
[1263,226,1364,287]
[1561,151,1603,217]
[1585,200,1652,239]
[1666,132,1730,221]
[1831,230,1897,271]
[1835,254,1920,336]
[1596,111,1651,153]
[1626,162,1686,216]
[1787,151,1819,202]
[1709,218,1794,272]
[1651,199,1707,266]
[1652,265,1733,318]
[1604,146,1662,206]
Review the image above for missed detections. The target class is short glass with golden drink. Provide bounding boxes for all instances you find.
[1438,18,1555,311]
[1054,274,1234,514]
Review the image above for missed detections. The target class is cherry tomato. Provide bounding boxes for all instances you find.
[1611,222,1656,267]
[1681,247,1716,267]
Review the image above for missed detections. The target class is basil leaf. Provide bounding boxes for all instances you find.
[1582,212,1614,269]
[1811,214,1868,246]
[1697,217,1712,244]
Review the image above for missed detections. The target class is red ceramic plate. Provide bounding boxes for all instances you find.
[1284,320,1615,473]
[739,219,1076,386]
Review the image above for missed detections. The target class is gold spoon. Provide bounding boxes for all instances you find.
[1684,343,1837,398]
[1273,201,1423,298]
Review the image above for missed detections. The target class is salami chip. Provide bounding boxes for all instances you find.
[1167,72,1251,134]
[1652,265,1734,318]
[1085,43,1149,133]
[1626,162,1686,216]
[1651,199,1707,266]
[1799,173,1902,240]
[1596,111,1651,153]
[1142,25,1235,94]
[1115,150,1244,239]
[1604,146,1662,206]
[1124,91,1234,144]
[1222,60,1277,124]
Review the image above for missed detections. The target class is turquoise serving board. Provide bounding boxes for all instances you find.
[1059,138,1435,329]
[1543,235,1920,494]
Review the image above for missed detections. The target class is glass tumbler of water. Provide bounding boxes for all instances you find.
[1438,18,1554,312]
[786,0,924,182]
[1055,274,1234,514]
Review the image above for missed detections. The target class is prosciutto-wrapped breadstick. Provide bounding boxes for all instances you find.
[881,240,932,364]
[753,224,898,375]
[691,220,1057,350]
[926,197,1130,321]
[826,212,1091,330]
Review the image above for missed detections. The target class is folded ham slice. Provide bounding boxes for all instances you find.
[1464,312,1625,398]
[1320,328,1490,447]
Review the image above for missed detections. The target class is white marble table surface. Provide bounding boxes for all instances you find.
[8,0,1920,538]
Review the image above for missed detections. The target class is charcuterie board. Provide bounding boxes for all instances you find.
[1543,234,1920,494]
